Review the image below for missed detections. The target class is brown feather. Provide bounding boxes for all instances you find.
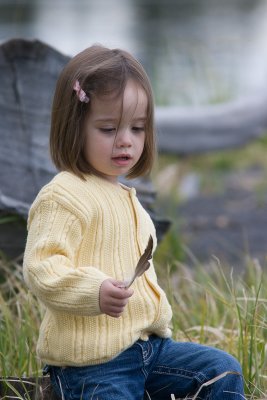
[124,235,153,288]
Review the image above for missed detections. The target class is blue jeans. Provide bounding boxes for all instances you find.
[48,335,245,399]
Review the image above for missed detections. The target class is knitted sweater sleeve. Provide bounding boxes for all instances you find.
[23,198,109,316]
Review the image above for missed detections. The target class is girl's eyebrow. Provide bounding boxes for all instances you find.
[134,117,147,121]
[94,117,119,123]
[94,116,147,123]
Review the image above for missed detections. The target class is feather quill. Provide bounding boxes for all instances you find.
[123,235,153,288]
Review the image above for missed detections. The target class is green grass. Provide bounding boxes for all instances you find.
[0,251,266,398]
[0,254,42,378]
[155,250,267,399]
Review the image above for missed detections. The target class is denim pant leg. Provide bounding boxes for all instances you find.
[49,343,147,400]
[144,336,245,400]
[48,335,244,400]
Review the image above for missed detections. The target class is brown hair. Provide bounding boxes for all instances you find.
[50,44,156,180]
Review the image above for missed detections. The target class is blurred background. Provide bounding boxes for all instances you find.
[1,0,267,267]
[1,0,267,106]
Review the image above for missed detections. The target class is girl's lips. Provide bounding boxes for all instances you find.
[112,155,132,166]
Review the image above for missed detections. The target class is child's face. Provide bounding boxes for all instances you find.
[84,79,147,184]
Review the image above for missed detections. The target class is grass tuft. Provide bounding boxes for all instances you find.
[155,252,267,399]
[0,254,42,378]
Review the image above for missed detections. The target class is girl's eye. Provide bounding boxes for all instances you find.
[132,126,145,133]
[99,127,116,133]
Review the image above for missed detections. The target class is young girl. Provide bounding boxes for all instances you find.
[23,45,245,400]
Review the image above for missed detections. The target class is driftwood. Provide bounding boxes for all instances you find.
[156,95,267,154]
[0,39,69,217]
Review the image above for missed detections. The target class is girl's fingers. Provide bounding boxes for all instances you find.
[106,279,134,299]
[99,278,134,316]
[106,298,129,307]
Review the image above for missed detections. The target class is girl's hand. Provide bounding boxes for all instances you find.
[99,278,134,318]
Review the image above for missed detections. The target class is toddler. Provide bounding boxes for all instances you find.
[23,44,245,399]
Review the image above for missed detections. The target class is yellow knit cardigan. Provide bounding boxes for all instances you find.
[23,172,172,366]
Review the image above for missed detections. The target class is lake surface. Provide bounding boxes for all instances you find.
[1,0,267,105]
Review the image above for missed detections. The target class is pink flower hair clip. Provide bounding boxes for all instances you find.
[73,80,90,103]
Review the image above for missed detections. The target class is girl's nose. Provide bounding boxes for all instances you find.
[115,130,132,148]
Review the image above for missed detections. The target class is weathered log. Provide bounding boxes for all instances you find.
[0,39,68,216]
[156,95,267,154]
[0,376,58,400]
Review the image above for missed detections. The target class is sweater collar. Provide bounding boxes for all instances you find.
[84,173,136,196]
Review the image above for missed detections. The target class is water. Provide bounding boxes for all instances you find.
[1,0,267,105]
